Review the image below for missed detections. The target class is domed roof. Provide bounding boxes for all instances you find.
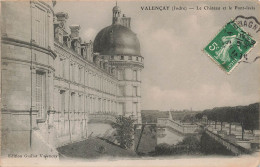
[93,24,141,56]
[113,5,120,11]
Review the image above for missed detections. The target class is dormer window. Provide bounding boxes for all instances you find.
[81,48,85,57]
[77,46,81,54]
[72,40,81,54]
[63,36,71,48]
[67,38,71,48]
[58,32,63,43]
[55,27,63,44]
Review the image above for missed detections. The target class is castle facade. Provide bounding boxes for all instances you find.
[1,1,143,154]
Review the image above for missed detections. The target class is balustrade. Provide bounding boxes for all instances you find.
[157,118,198,134]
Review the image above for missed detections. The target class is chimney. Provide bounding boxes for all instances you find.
[69,25,80,38]
[55,12,68,27]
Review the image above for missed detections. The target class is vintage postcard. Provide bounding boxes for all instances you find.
[1,0,259,167]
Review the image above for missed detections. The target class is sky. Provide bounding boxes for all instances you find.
[55,1,260,111]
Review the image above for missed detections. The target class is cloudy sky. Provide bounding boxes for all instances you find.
[55,1,260,111]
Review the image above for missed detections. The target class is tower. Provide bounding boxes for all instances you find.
[93,4,144,123]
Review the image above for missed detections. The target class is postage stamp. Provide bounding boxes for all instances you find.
[204,20,256,74]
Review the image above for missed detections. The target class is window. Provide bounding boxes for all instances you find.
[98,98,102,112]
[118,103,125,115]
[33,5,48,47]
[79,67,82,84]
[103,99,106,112]
[108,100,111,112]
[119,86,125,96]
[70,63,75,81]
[120,56,124,60]
[133,86,137,96]
[85,71,88,86]
[81,48,85,57]
[36,71,46,118]
[85,96,88,113]
[76,42,81,54]
[60,90,65,117]
[79,95,82,112]
[71,92,75,112]
[89,73,92,87]
[89,97,93,114]
[111,56,114,60]
[136,57,139,61]
[118,70,124,80]
[133,70,137,81]
[58,31,63,43]
[128,56,132,60]
[70,92,76,134]
[133,103,138,116]
[60,58,66,78]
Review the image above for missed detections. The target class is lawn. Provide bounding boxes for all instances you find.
[57,137,137,159]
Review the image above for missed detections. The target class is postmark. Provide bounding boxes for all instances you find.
[234,15,260,63]
[204,20,256,74]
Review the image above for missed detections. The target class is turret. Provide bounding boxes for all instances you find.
[112,3,121,24]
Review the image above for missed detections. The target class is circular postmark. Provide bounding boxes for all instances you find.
[234,15,260,63]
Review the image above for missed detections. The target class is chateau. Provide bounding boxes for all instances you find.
[1,1,143,155]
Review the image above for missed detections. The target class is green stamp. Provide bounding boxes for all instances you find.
[204,20,256,74]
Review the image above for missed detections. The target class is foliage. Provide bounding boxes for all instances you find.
[182,114,195,123]
[154,135,201,155]
[195,113,203,120]
[178,135,200,152]
[197,103,259,131]
[112,115,135,149]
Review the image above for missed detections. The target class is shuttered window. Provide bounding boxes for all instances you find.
[119,86,124,96]
[60,90,65,117]
[133,86,137,96]
[133,70,137,81]
[118,103,124,115]
[118,70,124,80]
[33,5,48,47]
[71,93,75,111]
[36,71,46,118]
[133,103,137,116]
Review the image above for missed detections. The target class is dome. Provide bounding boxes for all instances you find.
[113,5,120,11]
[93,24,141,56]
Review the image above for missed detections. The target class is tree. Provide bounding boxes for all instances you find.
[201,103,259,140]
[182,114,192,123]
[195,113,203,120]
[112,115,135,149]
[244,103,259,132]
[235,106,246,140]
[176,135,200,154]
[225,108,236,134]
